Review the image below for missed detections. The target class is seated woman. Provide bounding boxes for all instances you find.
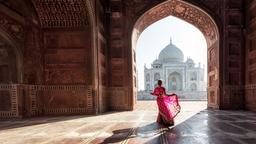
[150,80,181,126]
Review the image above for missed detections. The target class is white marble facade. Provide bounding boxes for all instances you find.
[139,38,207,100]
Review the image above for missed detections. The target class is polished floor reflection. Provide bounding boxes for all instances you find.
[0,101,256,144]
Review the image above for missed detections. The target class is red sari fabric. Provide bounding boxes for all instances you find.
[151,86,181,125]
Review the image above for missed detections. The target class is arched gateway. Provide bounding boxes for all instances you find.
[108,0,244,111]
[131,0,220,109]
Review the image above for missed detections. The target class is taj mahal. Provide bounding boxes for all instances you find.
[137,37,207,100]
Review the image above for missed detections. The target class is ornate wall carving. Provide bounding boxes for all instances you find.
[0,84,94,118]
[0,84,20,118]
[35,85,93,115]
[133,0,218,47]
[0,12,24,43]
[32,0,89,28]
[207,42,219,108]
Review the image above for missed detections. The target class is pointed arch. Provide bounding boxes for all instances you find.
[0,28,23,83]
[131,0,220,109]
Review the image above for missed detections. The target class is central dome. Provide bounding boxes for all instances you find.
[159,38,184,63]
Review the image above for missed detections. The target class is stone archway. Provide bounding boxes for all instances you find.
[0,30,23,84]
[131,0,220,109]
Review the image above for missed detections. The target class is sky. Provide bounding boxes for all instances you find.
[135,16,207,91]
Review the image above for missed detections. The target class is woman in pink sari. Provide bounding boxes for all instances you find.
[151,80,181,126]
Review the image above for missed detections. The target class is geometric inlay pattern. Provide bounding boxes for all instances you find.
[32,0,89,28]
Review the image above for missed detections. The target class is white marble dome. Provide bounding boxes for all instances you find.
[159,38,184,63]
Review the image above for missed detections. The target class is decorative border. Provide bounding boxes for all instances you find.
[0,84,19,118]
[0,84,94,118]
[245,84,256,89]
[29,85,93,115]
[133,0,219,47]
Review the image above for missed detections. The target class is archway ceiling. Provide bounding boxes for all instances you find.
[31,0,90,28]
[0,0,35,17]
[134,0,218,47]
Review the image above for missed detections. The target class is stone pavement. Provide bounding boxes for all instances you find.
[0,101,256,144]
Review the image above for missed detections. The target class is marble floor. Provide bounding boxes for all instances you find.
[0,101,256,144]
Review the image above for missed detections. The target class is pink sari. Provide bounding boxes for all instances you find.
[151,86,181,125]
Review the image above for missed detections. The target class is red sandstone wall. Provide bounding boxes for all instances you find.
[108,0,131,110]
[39,29,94,115]
[23,27,44,84]
[245,0,256,111]
[0,4,42,118]
[220,0,245,109]
[43,30,91,85]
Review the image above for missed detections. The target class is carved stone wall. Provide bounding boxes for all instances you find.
[0,11,24,43]
[245,0,256,111]
[207,41,220,108]
[0,84,22,118]
[108,0,131,110]
[0,41,17,83]
[0,84,94,118]
[40,24,94,114]
[0,3,43,85]
[43,30,91,84]
[0,1,96,118]
[34,85,93,115]
[23,27,44,84]
[219,0,245,109]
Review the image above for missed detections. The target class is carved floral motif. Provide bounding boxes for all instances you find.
[133,0,218,47]
[0,13,24,42]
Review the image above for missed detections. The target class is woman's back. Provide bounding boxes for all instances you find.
[151,86,166,97]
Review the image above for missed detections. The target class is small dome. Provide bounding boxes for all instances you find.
[186,58,195,64]
[186,57,195,68]
[153,59,161,64]
[158,37,184,63]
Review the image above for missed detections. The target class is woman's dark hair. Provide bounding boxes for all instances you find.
[157,80,162,86]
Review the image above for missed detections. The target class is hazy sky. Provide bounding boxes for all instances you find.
[135,16,207,90]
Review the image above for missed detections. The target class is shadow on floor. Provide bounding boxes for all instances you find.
[0,111,124,131]
[101,110,256,144]
[100,122,169,144]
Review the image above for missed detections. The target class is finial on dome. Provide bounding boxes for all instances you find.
[170,36,172,44]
